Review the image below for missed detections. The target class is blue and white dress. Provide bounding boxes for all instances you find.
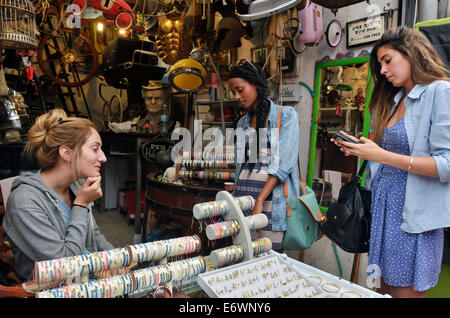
[368,117,444,291]
[233,133,284,250]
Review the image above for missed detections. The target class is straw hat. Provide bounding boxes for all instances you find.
[142,80,165,90]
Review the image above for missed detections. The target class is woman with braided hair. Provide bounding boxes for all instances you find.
[229,61,300,251]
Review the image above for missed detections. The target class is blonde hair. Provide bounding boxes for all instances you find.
[25,109,96,180]
[369,26,450,143]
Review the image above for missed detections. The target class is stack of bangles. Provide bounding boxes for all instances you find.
[179,170,235,181]
[128,235,201,266]
[36,256,206,298]
[36,273,135,298]
[252,237,272,255]
[181,159,235,170]
[167,256,206,282]
[210,238,272,268]
[33,235,201,290]
[210,244,244,268]
[193,196,255,219]
[205,214,268,241]
[34,247,130,290]
[201,151,235,162]
[246,213,268,231]
[206,219,241,240]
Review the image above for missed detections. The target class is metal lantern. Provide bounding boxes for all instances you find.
[0,0,37,49]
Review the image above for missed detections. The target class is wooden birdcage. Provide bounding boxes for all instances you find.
[0,0,37,49]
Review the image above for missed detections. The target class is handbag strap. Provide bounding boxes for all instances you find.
[277,107,324,221]
[276,107,292,216]
[276,106,302,217]
[356,160,368,180]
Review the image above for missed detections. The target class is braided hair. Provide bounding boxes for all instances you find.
[229,61,271,172]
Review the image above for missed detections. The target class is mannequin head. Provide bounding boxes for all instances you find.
[141,80,168,123]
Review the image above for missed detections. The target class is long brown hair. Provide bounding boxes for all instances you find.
[369,26,450,143]
[25,108,96,181]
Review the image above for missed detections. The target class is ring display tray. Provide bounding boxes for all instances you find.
[197,254,335,298]
[273,251,390,298]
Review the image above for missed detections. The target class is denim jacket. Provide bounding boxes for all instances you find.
[235,100,300,231]
[366,80,450,233]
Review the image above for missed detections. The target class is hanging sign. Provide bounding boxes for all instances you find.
[141,138,174,163]
[279,83,301,102]
[346,13,386,48]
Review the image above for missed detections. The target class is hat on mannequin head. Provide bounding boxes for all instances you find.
[142,80,165,90]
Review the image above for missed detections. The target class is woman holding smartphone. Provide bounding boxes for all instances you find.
[3,109,115,282]
[332,26,450,297]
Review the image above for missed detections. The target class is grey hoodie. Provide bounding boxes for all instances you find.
[2,171,114,282]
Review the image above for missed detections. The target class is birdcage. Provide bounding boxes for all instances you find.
[0,0,37,49]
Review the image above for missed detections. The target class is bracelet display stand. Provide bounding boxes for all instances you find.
[215,191,253,262]
[194,192,323,298]
[193,191,270,266]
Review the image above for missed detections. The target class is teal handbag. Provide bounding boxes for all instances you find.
[282,182,325,250]
[273,106,324,250]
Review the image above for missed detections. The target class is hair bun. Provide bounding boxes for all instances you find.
[42,109,68,131]
[26,109,68,152]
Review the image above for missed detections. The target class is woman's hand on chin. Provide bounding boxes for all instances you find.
[74,176,102,207]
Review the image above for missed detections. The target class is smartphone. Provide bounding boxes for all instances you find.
[332,131,359,144]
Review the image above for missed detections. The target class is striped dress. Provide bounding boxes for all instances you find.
[233,133,284,250]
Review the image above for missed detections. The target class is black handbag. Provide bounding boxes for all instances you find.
[320,160,371,253]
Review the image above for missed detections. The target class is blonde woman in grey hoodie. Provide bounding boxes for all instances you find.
[3,109,115,282]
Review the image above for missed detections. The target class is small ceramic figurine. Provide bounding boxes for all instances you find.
[354,87,365,111]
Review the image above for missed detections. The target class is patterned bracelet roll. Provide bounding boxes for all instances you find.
[180,159,235,169]
[205,219,240,241]
[128,235,202,267]
[179,170,235,181]
[34,235,202,290]
[251,237,272,255]
[34,247,130,291]
[36,272,135,298]
[205,214,268,241]
[245,213,269,231]
[209,238,272,267]
[193,195,255,220]
[36,256,206,298]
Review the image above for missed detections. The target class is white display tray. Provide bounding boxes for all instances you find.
[272,251,391,298]
[197,254,335,298]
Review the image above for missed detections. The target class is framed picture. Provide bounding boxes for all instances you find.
[171,92,189,128]
[251,46,270,72]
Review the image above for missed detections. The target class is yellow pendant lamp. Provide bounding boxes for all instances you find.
[168,58,207,93]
